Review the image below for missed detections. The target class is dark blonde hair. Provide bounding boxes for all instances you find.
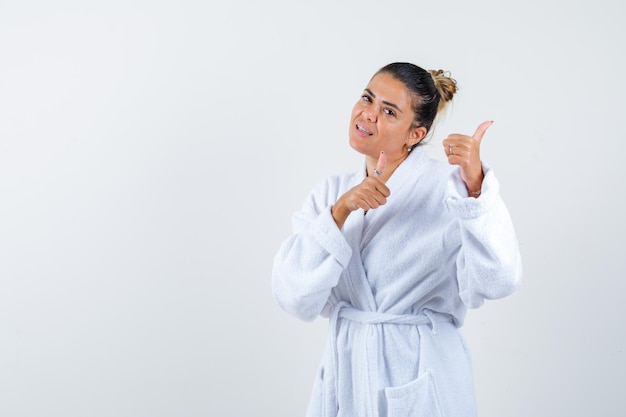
[375,63,458,149]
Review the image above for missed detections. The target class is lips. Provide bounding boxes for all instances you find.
[355,122,373,136]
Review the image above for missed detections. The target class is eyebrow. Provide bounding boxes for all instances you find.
[364,88,403,113]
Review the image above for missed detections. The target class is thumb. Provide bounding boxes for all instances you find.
[473,120,494,142]
[375,151,386,177]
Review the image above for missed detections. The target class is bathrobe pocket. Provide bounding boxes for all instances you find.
[384,370,444,417]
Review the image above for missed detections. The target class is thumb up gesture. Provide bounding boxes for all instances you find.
[442,120,492,197]
[331,151,390,228]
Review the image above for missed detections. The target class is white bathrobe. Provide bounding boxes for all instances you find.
[272,146,522,417]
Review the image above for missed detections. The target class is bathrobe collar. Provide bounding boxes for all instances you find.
[340,146,431,312]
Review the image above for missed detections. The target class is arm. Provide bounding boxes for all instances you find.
[446,165,523,308]
[271,182,353,322]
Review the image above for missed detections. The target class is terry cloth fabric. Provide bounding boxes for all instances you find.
[272,145,522,417]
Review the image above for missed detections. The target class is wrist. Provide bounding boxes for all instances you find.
[463,167,484,198]
[331,199,351,228]
[464,178,483,198]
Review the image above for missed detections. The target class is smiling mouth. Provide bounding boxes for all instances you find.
[356,123,373,136]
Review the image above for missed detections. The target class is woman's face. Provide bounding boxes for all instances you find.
[349,72,424,161]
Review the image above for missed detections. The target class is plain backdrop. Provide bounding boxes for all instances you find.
[1,1,624,416]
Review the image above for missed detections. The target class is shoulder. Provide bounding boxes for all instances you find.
[318,170,360,192]
[304,170,361,211]
[407,146,456,190]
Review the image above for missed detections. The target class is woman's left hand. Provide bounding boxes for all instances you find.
[443,120,493,197]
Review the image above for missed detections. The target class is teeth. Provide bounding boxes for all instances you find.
[357,124,372,135]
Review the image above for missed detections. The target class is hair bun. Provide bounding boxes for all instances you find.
[428,69,458,104]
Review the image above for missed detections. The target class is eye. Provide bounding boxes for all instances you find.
[384,108,396,117]
[361,94,372,103]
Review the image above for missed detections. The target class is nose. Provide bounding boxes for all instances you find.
[364,105,378,122]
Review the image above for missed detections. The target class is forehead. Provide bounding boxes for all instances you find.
[366,72,413,107]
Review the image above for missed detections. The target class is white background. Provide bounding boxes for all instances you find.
[1,1,624,416]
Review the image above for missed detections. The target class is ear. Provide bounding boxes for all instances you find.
[407,126,427,147]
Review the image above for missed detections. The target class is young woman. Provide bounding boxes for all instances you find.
[272,62,522,417]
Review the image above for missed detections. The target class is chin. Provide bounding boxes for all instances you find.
[348,135,368,155]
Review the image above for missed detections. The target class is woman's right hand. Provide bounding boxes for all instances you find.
[331,152,390,228]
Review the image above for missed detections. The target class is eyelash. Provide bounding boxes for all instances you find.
[361,95,396,117]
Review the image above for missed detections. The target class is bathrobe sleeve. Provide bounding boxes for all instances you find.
[445,163,523,308]
[272,178,353,322]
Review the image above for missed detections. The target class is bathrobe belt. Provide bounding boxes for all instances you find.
[327,301,453,417]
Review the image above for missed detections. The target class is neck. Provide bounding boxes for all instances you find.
[366,150,410,182]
